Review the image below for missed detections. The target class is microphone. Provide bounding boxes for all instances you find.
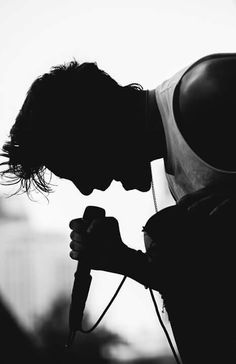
[66,206,106,347]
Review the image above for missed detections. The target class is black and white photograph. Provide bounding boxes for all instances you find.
[0,1,236,363]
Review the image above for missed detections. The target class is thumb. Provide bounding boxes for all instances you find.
[88,217,123,245]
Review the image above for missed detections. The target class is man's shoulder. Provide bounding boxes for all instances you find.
[180,53,236,102]
[175,53,236,170]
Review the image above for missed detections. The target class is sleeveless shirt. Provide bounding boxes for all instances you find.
[155,55,236,201]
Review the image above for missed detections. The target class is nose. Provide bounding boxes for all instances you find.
[72,180,93,195]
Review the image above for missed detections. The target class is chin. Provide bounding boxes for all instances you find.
[122,181,151,192]
[137,184,151,192]
[140,185,151,192]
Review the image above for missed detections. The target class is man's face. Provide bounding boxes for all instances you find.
[45,146,113,195]
[45,142,152,195]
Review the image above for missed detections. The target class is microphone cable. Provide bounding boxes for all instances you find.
[77,275,127,333]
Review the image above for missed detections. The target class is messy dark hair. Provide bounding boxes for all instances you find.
[0,60,143,198]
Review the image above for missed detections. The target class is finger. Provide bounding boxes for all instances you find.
[69,241,86,252]
[70,230,84,241]
[69,218,86,231]
[86,217,107,233]
[69,250,79,260]
[69,249,89,262]
[87,216,119,236]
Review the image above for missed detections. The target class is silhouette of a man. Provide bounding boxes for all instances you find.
[1,53,236,363]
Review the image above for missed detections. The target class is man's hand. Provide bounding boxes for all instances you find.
[69,216,128,273]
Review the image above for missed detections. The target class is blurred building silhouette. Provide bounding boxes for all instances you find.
[0,195,74,330]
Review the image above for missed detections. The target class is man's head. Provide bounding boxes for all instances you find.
[1,60,158,197]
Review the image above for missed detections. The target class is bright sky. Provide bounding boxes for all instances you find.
[1,0,236,360]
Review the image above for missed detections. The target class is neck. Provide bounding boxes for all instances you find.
[145,89,167,161]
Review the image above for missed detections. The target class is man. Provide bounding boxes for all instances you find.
[1,53,236,363]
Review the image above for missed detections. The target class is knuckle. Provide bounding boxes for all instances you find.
[69,251,77,260]
[70,230,83,241]
[69,241,75,249]
[69,218,84,231]
[70,231,77,240]
[69,220,76,229]
[70,240,84,252]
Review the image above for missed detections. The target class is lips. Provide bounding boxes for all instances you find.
[76,178,113,195]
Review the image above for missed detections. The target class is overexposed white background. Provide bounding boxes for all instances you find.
[1,0,236,360]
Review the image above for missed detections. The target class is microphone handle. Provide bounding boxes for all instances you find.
[69,261,92,332]
[66,206,105,347]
